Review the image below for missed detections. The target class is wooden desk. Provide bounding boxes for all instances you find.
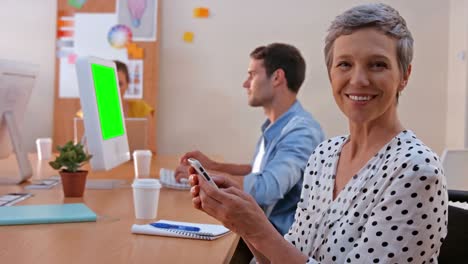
[0,155,239,264]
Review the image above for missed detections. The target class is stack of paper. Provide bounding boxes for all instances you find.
[0,193,33,206]
[25,178,60,190]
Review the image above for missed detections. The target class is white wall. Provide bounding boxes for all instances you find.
[158,0,449,163]
[446,0,468,149]
[0,1,450,164]
[0,0,56,152]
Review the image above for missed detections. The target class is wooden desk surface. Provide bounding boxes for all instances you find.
[0,155,239,264]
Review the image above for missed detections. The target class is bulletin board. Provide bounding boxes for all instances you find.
[53,0,160,152]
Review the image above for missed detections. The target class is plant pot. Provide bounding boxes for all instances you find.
[59,170,88,197]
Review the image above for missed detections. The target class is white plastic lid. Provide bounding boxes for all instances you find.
[36,138,52,143]
[132,178,161,189]
[133,150,152,156]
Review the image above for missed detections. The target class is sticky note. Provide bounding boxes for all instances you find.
[127,43,144,59]
[193,7,209,18]
[132,47,144,59]
[68,0,87,9]
[127,43,137,56]
[57,19,74,28]
[57,39,74,48]
[57,30,74,38]
[56,50,72,59]
[127,42,137,51]
[183,32,194,43]
[67,54,77,64]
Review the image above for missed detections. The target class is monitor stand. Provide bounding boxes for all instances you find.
[0,111,33,184]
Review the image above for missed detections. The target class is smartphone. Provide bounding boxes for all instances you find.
[187,158,218,189]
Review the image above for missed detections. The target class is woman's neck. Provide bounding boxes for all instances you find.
[346,116,403,160]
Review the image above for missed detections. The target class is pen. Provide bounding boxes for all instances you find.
[151,222,201,232]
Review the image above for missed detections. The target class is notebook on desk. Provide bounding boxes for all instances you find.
[131,219,230,240]
[0,203,97,225]
[73,117,148,154]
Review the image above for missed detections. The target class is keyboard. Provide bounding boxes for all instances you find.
[159,168,190,190]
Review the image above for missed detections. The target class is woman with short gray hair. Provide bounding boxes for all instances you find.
[324,3,413,76]
[188,3,448,263]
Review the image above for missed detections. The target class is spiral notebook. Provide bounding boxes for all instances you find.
[131,219,230,240]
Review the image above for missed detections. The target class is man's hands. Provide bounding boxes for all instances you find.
[175,150,218,182]
[174,164,190,182]
[181,150,218,170]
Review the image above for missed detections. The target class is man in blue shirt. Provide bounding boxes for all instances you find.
[176,43,324,235]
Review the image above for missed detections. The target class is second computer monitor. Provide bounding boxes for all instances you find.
[0,59,38,184]
[76,56,130,171]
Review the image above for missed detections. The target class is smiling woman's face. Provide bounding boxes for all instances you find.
[329,27,409,126]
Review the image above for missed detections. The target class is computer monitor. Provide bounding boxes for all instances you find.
[440,149,468,191]
[75,56,130,170]
[73,117,148,156]
[0,59,38,184]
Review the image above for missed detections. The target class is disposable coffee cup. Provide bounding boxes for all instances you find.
[36,138,52,160]
[132,178,161,219]
[133,150,152,178]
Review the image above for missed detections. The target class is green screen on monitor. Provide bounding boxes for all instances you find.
[90,63,125,140]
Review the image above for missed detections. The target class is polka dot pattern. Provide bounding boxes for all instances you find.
[285,130,448,263]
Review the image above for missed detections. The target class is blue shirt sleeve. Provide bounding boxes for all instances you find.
[244,119,323,208]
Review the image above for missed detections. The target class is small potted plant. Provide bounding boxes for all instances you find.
[49,141,92,197]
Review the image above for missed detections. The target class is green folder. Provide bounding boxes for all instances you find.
[0,203,97,225]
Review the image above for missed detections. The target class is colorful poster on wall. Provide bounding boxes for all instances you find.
[116,0,158,41]
[124,60,144,99]
[58,13,128,98]
[56,16,75,60]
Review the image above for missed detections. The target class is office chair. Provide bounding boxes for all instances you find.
[438,190,468,263]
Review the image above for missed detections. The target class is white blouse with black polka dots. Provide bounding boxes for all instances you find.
[284,130,448,264]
